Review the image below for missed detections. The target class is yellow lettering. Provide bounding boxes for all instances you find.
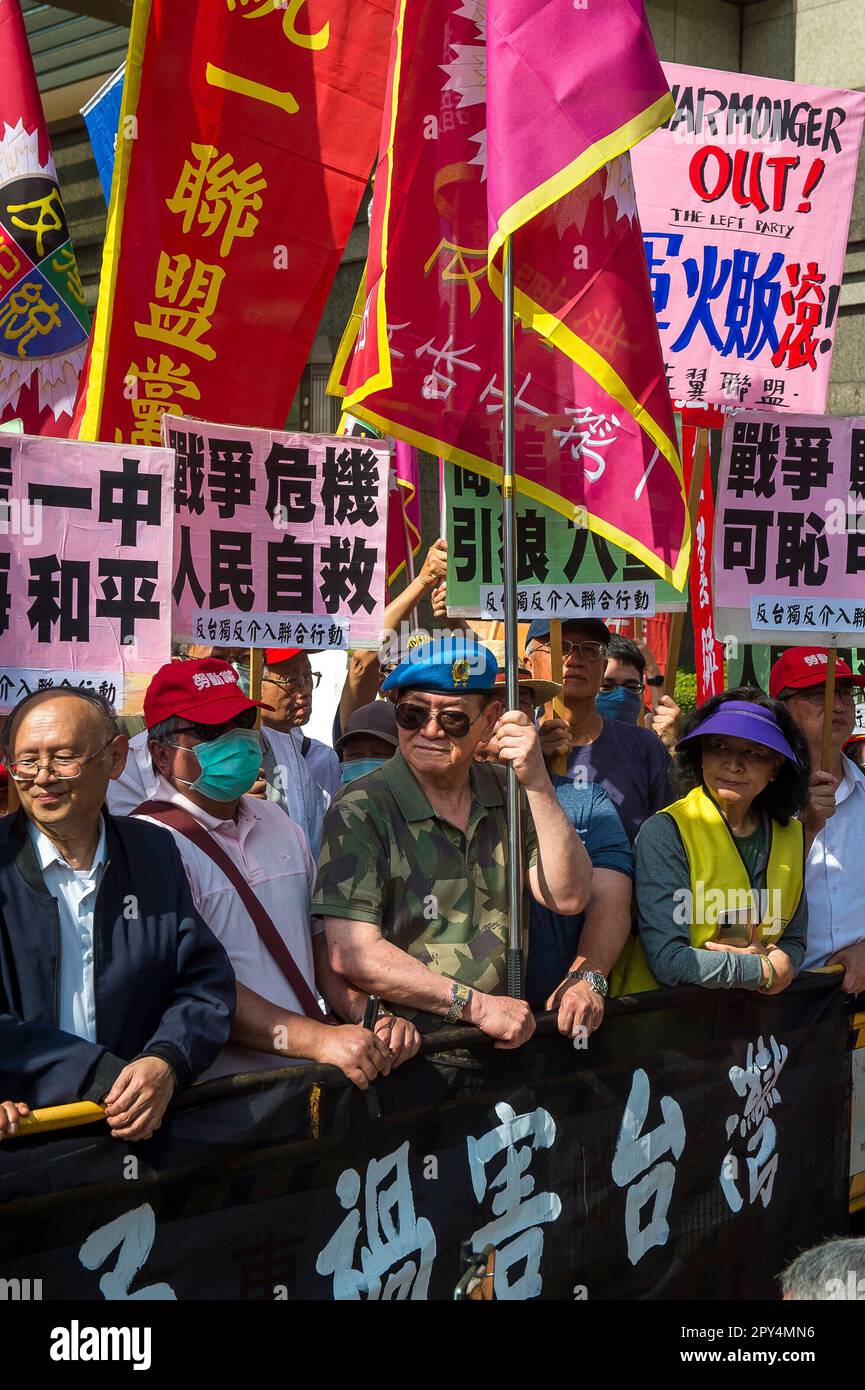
[226,0,329,51]
[0,241,22,284]
[50,245,86,308]
[166,144,266,257]
[134,253,225,361]
[424,238,488,316]
[0,282,61,358]
[7,188,64,259]
[205,63,299,115]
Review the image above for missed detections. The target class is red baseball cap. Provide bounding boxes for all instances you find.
[264,648,303,666]
[144,658,269,729]
[769,646,865,699]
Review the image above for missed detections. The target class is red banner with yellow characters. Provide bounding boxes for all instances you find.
[76,0,394,444]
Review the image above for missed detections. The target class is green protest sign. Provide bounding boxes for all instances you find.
[445,464,686,618]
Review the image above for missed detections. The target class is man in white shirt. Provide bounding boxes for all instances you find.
[134,658,419,1086]
[262,648,342,806]
[771,646,865,992]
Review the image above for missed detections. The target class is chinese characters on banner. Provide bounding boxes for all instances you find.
[0,0,89,435]
[332,0,689,588]
[0,434,173,712]
[713,410,865,645]
[316,1103,562,1301]
[444,461,686,619]
[164,415,390,649]
[682,425,724,700]
[75,0,394,445]
[632,64,865,421]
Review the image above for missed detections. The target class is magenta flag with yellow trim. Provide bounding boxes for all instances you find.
[331,0,689,586]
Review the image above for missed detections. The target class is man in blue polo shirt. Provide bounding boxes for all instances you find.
[524,617,674,844]
[477,659,634,1038]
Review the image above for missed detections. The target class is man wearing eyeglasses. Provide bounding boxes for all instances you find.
[0,688,235,1139]
[524,619,674,845]
[261,647,342,808]
[770,647,865,993]
[315,637,592,1049]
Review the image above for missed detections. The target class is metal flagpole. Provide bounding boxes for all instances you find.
[502,237,524,998]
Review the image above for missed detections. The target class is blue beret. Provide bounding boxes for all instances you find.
[381,637,499,694]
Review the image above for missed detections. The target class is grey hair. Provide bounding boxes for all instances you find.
[780,1238,865,1300]
[147,716,187,746]
[147,716,187,773]
[1,687,119,759]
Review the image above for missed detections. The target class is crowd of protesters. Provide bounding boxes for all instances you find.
[1,537,864,1145]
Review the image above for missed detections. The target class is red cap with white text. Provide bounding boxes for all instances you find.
[144,659,268,729]
[768,647,865,699]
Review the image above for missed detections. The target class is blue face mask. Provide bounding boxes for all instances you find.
[342,758,386,784]
[595,687,643,725]
[176,728,262,801]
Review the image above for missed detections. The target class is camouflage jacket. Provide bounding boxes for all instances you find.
[312,752,538,1002]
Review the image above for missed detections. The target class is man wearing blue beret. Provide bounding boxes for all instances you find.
[314,636,592,1046]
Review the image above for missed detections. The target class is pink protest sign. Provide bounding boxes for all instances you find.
[632,64,865,418]
[713,411,865,646]
[164,416,391,649]
[0,433,174,711]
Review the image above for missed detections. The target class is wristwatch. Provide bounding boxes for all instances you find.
[445,981,473,1024]
[646,674,665,688]
[566,969,608,998]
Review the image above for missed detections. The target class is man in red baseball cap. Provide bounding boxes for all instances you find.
[770,646,865,991]
[262,648,341,807]
[133,658,419,1087]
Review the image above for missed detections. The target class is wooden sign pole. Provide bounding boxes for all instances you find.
[664,426,709,700]
[249,646,264,730]
[821,648,837,771]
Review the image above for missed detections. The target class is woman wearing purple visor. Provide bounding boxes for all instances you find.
[613,688,811,996]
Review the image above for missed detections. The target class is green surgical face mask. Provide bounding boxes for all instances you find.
[174,728,261,801]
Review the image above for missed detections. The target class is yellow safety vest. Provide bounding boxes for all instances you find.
[612,784,804,995]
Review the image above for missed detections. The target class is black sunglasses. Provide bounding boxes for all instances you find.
[394,701,485,739]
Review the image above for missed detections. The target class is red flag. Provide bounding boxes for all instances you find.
[76,0,394,444]
[682,424,724,702]
[332,0,688,586]
[0,0,89,435]
[386,439,422,584]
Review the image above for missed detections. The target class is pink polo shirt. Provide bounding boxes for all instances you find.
[135,777,321,1080]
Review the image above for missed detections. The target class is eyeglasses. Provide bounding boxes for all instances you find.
[702,736,776,766]
[394,701,485,739]
[600,678,644,694]
[8,737,116,783]
[265,671,322,693]
[783,685,856,708]
[531,640,608,661]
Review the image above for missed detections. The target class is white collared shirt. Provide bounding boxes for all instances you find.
[803,753,865,968]
[28,818,108,1043]
[135,777,320,1079]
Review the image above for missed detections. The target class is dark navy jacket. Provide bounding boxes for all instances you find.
[0,809,236,1108]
